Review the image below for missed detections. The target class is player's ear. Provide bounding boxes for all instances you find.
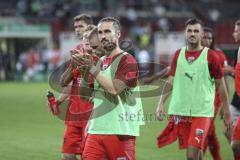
[116,30,121,39]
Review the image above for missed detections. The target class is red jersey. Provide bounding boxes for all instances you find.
[214,49,227,109]
[99,53,138,87]
[65,43,99,127]
[232,117,240,141]
[65,78,92,127]
[214,49,227,68]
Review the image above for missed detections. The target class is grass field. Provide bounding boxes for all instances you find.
[0,81,235,160]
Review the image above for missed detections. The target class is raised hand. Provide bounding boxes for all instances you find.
[71,54,94,72]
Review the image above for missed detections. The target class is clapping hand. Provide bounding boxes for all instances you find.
[71,53,94,72]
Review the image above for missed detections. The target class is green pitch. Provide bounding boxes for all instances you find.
[0,81,235,160]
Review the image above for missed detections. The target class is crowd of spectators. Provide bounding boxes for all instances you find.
[0,0,239,81]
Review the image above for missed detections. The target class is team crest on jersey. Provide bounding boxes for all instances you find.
[102,64,109,70]
[187,56,195,64]
[101,57,112,70]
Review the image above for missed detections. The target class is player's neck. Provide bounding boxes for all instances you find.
[187,44,203,52]
[108,47,122,58]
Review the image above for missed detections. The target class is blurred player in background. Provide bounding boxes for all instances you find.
[231,19,240,160]
[55,14,94,160]
[202,27,231,76]
[156,18,231,160]
[202,27,231,160]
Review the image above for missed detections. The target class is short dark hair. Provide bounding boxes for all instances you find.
[185,18,203,27]
[74,14,93,25]
[235,19,240,26]
[99,17,121,31]
[203,27,215,49]
[203,27,213,34]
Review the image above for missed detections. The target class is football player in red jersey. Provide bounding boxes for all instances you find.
[231,19,240,160]
[71,17,142,160]
[156,18,231,160]
[202,27,232,160]
[57,14,94,160]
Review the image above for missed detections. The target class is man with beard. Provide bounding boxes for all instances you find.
[71,17,144,160]
[231,19,240,160]
[156,18,231,160]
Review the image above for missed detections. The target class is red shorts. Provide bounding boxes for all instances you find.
[232,116,240,141]
[177,117,211,149]
[62,125,87,155]
[83,134,136,160]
